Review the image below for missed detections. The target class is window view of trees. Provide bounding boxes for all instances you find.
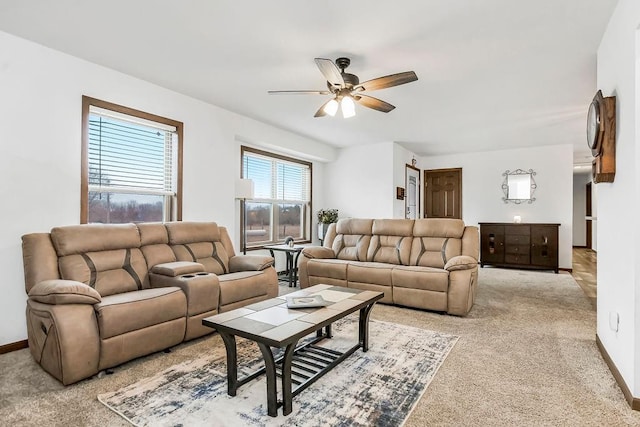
[245,203,304,243]
[88,192,163,223]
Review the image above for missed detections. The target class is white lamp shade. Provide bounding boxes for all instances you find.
[341,96,356,118]
[235,178,254,199]
[324,99,339,116]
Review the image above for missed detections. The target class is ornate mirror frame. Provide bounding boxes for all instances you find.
[502,169,537,204]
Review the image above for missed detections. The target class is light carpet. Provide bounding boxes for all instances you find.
[98,318,458,426]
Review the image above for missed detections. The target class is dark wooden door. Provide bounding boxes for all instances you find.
[424,168,462,218]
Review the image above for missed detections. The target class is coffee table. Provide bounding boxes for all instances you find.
[202,284,384,417]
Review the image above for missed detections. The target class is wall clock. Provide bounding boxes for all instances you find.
[587,90,616,183]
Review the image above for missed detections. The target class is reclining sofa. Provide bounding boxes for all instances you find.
[299,218,479,316]
[22,221,278,385]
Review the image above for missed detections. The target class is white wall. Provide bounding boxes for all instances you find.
[0,31,336,346]
[596,0,640,397]
[420,144,574,269]
[572,173,590,247]
[324,142,395,219]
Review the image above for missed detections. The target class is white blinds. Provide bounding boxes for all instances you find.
[88,109,176,196]
[243,151,310,202]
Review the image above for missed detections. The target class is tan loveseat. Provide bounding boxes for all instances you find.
[22,221,278,385]
[299,218,479,316]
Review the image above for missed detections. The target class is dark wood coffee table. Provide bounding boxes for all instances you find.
[202,284,383,417]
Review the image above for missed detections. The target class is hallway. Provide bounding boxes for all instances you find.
[572,247,596,308]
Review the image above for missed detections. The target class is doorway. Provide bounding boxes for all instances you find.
[405,163,420,219]
[424,168,462,219]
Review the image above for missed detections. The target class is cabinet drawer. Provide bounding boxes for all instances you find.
[505,234,530,245]
[504,225,530,235]
[505,254,529,264]
[505,244,530,255]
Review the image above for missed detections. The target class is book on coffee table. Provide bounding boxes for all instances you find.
[286,295,329,308]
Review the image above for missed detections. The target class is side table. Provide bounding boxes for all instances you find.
[264,244,304,287]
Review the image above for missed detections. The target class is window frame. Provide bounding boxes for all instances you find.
[241,146,313,249]
[80,96,183,224]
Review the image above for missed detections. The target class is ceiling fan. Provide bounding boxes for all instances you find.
[268,57,418,118]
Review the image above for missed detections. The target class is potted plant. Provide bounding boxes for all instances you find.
[317,209,338,242]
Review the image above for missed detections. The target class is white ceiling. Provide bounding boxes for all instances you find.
[0,0,617,165]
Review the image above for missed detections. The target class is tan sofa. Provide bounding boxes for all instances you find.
[299,218,479,316]
[22,221,278,385]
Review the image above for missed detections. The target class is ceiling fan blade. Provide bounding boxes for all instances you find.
[314,99,332,117]
[314,58,345,87]
[355,71,418,92]
[354,94,396,113]
[268,90,331,95]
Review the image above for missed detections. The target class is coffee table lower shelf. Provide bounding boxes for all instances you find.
[221,325,362,416]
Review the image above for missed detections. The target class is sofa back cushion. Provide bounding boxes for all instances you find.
[367,219,413,265]
[138,223,176,269]
[410,219,465,268]
[166,222,230,274]
[51,224,149,297]
[332,219,373,262]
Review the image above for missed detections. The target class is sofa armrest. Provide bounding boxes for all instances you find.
[444,255,478,272]
[28,280,101,305]
[229,255,274,272]
[301,246,336,259]
[151,261,205,277]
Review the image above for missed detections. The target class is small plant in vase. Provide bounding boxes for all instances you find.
[317,209,338,242]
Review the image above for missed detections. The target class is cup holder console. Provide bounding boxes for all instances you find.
[180,272,211,279]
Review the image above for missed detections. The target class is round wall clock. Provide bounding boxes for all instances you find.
[587,90,605,157]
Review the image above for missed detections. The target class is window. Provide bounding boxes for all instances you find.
[81,96,183,224]
[241,146,312,247]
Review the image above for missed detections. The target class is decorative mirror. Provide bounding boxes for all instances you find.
[502,169,537,204]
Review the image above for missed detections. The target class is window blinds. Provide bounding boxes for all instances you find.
[242,152,310,201]
[88,109,176,196]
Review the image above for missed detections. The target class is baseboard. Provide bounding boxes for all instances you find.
[0,339,28,354]
[559,267,573,273]
[573,245,588,248]
[596,334,640,411]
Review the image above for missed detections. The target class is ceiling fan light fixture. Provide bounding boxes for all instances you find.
[324,98,339,116]
[341,95,356,118]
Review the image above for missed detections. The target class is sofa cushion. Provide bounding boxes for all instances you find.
[51,223,140,256]
[58,248,149,297]
[409,237,462,269]
[412,218,465,238]
[166,222,230,275]
[368,235,412,265]
[371,219,414,236]
[95,287,186,339]
[392,265,449,292]
[307,259,349,281]
[347,261,393,287]
[166,221,220,244]
[332,218,373,261]
[218,271,270,306]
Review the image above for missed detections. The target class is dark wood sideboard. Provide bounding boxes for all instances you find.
[479,222,559,273]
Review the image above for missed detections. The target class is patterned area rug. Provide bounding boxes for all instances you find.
[98,317,458,427]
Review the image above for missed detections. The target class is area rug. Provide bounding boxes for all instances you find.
[98,317,458,427]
